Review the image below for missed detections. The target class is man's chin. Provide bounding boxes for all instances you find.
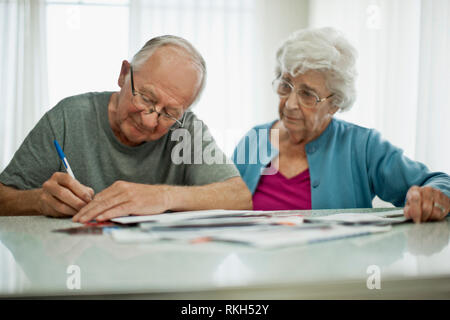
[128,131,166,144]
[121,122,168,145]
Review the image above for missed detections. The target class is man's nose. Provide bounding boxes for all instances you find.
[140,103,165,129]
[141,111,159,129]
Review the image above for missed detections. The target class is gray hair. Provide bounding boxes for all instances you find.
[131,35,207,107]
[275,27,358,111]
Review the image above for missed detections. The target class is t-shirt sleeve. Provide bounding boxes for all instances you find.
[178,114,240,186]
[366,129,450,206]
[0,112,62,190]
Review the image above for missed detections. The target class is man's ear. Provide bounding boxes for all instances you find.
[118,60,130,88]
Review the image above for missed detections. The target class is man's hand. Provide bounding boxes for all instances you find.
[38,172,95,218]
[72,181,169,223]
[404,186,450,223]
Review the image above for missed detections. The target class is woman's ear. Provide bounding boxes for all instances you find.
[329,105,340,115]
[118,60,130,88]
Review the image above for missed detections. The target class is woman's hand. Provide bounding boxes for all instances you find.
[404,186,450,223]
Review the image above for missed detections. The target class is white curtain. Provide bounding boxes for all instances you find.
[129,0,260,156]
[309,0,449,174]
[0,0,48,171]
[415,0,450,175]
[128,0,310,156]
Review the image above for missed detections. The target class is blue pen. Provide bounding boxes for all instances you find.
[53,140,76,180]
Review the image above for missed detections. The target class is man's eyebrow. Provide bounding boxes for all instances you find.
[139,87,184,111]
[139,87,157,99]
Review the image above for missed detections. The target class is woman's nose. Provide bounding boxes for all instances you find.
[284,92,299,110]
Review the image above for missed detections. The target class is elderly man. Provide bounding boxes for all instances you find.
[0,35,252,222]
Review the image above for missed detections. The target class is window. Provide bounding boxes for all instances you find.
[46,0,129,108]
[45,0,259,156]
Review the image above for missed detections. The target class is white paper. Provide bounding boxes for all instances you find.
[110,223,390,248]
[111,225,273,243]
[304,210,408,224]
[110,209,401,248]
[211,225,392,248]
[369,208,406,218]
[111,209,256,224]
[139,215,305,230]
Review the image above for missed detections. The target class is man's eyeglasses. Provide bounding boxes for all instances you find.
[130,65,186,130]
[272,78,334,109]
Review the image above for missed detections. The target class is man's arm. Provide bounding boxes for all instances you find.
[169,176,252,211]
[0,183,42,216]
[72,177,252,223]
[0,174,94,217]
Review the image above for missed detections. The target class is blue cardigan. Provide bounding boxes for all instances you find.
[232,118,450,209]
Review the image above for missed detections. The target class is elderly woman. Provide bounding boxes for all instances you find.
[232,27,450,223]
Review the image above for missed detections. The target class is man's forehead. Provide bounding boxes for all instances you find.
[136,46,202,105]
[142,45,199,74]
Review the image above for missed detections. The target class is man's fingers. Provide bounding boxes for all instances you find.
[73,183,127,222]
[43,178,88,212]
[43,192,78,217]
[95,201,164,222]
[74,199,121,223]
[56,173,94,203]
[40,172,96,218]
[88,187,95,199]
[96,202,134,222]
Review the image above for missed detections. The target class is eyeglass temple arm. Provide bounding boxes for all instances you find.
[130,65,136,95]
[318,93,334,102]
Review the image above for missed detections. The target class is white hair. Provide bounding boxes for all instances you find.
[275,27,358,111]
[131,35,207,107]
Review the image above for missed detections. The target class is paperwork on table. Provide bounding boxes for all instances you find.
[110,209,406,248]
[111,209,258,224]
[304,209,409,225]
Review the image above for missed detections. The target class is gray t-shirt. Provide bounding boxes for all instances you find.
[0,92,239,193]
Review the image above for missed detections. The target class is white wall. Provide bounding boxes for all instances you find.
[253,0,309,125]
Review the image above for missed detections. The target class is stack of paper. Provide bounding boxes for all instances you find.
[210,224,391,248]
[111,209,261,225]
[304,211,408,225]
[109,209,405,248]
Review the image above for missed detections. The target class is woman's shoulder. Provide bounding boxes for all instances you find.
[251,119,278,131]
[328,118,395,159]
[332,117,372,131]
[331,117,377,139]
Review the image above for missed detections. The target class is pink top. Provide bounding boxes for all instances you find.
[252,168,312,211]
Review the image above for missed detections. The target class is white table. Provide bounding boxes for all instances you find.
[0,209,449,299]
